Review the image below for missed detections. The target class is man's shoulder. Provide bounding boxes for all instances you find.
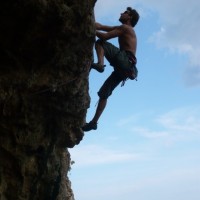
[119,24,127,28]
[119,24,133,31]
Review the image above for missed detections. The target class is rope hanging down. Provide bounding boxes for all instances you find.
[30,76,79,96]
[29,62,90,96]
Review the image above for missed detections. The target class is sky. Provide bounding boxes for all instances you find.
[69,1,200,200]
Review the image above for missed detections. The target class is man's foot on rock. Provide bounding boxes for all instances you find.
[82,121,97,132]
[91,63,105,73]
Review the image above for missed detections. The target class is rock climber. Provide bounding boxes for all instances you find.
[82,7,140,132]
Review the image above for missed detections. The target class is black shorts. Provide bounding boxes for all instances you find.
[98,71,124,99]
[96,40,138,99]
[97,39,136,70]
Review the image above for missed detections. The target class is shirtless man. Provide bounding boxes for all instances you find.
[82,7,139,132]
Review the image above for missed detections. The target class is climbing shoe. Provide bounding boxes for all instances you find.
[91,63,105,73]
[82,121,97,132]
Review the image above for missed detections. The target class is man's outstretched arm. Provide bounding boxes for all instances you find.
[95,22,118,32]
[96,25,123,41]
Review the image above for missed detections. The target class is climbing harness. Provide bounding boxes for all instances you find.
[120,51,138,86]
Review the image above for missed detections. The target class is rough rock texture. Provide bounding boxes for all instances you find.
[0,0,96,199]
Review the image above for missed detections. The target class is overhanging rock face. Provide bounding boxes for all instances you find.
[0,0,96,199]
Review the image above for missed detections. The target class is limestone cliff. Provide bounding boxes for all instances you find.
[0,0,96,199]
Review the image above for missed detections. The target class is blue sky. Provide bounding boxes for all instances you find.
[69,1,200,200]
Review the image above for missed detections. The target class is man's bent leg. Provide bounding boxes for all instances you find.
[95,41,104,66]
[82,72,122,132]
[91,41,106,73]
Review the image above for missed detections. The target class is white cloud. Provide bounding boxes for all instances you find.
[156,107,200,135]
[69,144,142,167]
[132,127,169,139]
[119,106,200,144]
[138,0,200,87]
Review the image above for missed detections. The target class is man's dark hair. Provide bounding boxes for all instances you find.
[127,7,140,27]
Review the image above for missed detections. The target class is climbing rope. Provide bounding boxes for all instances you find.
[30,76,79,96]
